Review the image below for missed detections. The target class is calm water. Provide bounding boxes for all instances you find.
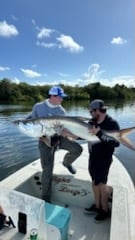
[0,100,135,185]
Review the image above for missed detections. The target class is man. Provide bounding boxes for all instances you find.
[27,86,82,202]
[85,99,120,222]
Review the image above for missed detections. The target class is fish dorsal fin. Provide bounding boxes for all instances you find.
[75,116,90,122]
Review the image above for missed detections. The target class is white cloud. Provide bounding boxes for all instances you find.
[37,28,55,39]
[0,21,19,37]
[111,36,127,45]
[55,64,135,88]
[80,64,135,87]
[29,72,135,88]
[34,22,84,53]
[21,68,42,78]
[57,34,84,53]
[0,66,10,71]
[36,34,84,53]
[36,41,57,48]
[57,72,69,77]
[12,77,20,84]
[81,65,135,87]
[18,64,135,88]
[32,81,60,86]
[108,75,135,87]
[81,64,105,85]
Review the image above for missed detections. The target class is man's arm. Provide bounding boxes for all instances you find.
[90,126,120,147]
[26,104,38,119]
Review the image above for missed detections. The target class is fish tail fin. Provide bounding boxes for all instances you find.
[119,127,135,151]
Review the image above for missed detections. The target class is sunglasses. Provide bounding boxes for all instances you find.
[89,109,96,114]
[53,95,63,98]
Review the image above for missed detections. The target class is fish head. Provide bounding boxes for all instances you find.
[14,120,44,138]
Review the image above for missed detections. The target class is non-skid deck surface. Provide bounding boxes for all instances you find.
[68,205,110,240]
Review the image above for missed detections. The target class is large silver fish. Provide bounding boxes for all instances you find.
[13,116,135,151]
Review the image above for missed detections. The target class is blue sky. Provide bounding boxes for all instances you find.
[0,0,134,87]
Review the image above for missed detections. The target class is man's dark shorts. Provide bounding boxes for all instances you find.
[88,152,113,185]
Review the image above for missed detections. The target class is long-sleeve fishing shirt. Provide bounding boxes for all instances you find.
[88,114,120,155]
[27,99,66,119]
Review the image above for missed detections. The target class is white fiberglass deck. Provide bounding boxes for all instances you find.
[1,143,135,240]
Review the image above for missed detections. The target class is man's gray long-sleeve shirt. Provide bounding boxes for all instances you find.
[27,99,66,119]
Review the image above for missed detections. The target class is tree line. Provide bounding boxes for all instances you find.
[0,78,135,103]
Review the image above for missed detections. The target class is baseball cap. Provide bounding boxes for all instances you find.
[89,99,107,110]
[48,86,67,97]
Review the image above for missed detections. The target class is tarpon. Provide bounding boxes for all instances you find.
[13,116,135,151]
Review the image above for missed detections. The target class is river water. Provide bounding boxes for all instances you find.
[0,100,135,185]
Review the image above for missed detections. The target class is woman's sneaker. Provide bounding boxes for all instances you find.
[84,204,99,214]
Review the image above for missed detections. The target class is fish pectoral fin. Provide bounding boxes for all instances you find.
[120,136,135,151]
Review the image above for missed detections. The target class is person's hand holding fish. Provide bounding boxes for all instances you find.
[61,128,71,137]
[89,125,100,135]
[61,128,78,140]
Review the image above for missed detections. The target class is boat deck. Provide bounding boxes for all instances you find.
[1,143,135,240]
[68,205,110,240]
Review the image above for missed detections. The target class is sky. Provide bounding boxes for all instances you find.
[0,0,134,88]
